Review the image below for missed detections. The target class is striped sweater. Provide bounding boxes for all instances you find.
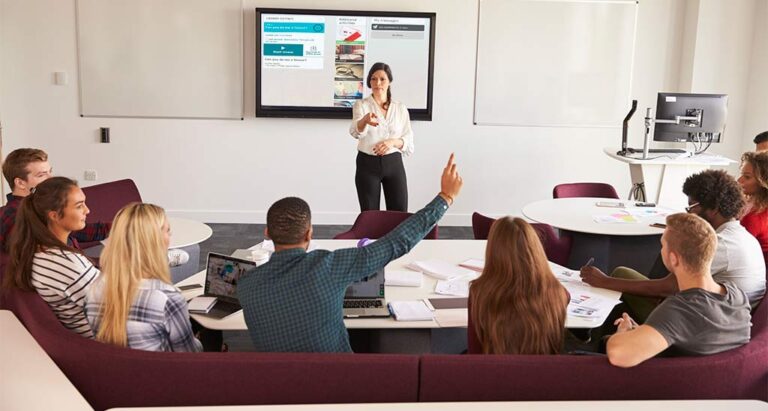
[31,248,100,338]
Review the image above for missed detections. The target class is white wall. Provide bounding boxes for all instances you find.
[0,0,761,225]
[743,0,768,153]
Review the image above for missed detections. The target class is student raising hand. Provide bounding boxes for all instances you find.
[439,153,463,206]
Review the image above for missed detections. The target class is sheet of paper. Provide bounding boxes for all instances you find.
[548,261,583,284]
[434,278,471,297]
[593,212,639,224]
[624,207,675,218]
[459,258,485,272]
[434,309,468,327]
[562,282,622,319]
[406,260,475,280]
[385,270,423,287]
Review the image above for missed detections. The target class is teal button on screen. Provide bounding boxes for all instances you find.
[264,22,325,33]
[264,44,303,56]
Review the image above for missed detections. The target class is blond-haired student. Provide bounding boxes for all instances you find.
[85,203,202,352]
[606,213,751,368]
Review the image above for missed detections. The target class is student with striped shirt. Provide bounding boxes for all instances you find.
[85,203,202,352]
[4,177,100,338]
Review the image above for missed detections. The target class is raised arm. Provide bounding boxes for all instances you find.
[330,153,463,285]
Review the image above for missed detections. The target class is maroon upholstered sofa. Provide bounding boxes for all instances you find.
[3,288,766,410]
[419,298,768,402]
[0,289,418,411]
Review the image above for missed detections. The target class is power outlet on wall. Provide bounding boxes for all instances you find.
[84,170,98,181]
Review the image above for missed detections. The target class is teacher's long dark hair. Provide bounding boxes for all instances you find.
[4,177,82,291]
[367,62,393,110]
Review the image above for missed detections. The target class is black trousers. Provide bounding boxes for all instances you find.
[355,151,408,212]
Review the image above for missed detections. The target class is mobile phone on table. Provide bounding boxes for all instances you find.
[635,202,656,207]
[595,201,624,208]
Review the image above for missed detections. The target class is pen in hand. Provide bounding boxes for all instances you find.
[584,257,595,267]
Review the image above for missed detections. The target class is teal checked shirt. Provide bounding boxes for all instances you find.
[237,195,449,352]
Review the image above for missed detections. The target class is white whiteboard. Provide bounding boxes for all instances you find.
[474,0,637,127]
[76,0,243,119]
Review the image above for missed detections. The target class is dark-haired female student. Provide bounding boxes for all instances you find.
[349,62,414,212]
[468,217,570,354]
[4,176,100,338]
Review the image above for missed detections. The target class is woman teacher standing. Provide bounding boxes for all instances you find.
[349,62,414,211]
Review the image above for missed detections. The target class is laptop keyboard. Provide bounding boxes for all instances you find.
[344,300,383,309]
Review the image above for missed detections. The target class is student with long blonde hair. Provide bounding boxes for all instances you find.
[85,203,202,352]
[468,217,569,354]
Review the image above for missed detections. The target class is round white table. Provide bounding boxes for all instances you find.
[167,217,213,249]
[522,198,675,275]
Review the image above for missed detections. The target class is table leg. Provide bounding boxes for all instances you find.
[566,232,661,275]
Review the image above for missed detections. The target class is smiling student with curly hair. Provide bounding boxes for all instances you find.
[739,151,768,263]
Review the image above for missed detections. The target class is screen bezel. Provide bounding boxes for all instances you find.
[255,7,436,121]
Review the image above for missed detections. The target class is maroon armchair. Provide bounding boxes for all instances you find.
[334,210,438,240]
[0,288,420,410]
[79,179,142,249]
[471,212,571,267]
[553,182,620,199]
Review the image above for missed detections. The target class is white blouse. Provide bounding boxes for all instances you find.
[349,96,414,156]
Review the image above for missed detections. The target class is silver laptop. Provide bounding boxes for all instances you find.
[200,252,256,319]
[343,268,390,318]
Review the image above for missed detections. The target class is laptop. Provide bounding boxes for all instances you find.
[199,252,256,319]
[343,269,390,318]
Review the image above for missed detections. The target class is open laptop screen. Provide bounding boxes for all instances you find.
[204,253,256,304]
[345,269,385,299]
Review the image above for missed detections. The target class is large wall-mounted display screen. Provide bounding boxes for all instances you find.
[256,8,435,120]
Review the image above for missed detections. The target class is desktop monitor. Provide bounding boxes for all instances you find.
[653,93,728,143]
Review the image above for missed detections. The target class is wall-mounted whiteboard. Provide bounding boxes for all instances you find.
[76,0,243,119]
[474,0,638,127]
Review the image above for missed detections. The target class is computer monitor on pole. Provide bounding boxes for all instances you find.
[653,93,728,145]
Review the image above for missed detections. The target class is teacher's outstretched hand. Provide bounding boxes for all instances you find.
[357,112,379,131]
[439,153,463,206]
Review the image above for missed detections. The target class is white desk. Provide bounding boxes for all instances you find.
[0,310,93,411]
[522,198,670,237]
[604,147,735,210]
[107,400,768,411]
[168,217,213,249]
[523,198,670,275]
[178,240,619,331]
